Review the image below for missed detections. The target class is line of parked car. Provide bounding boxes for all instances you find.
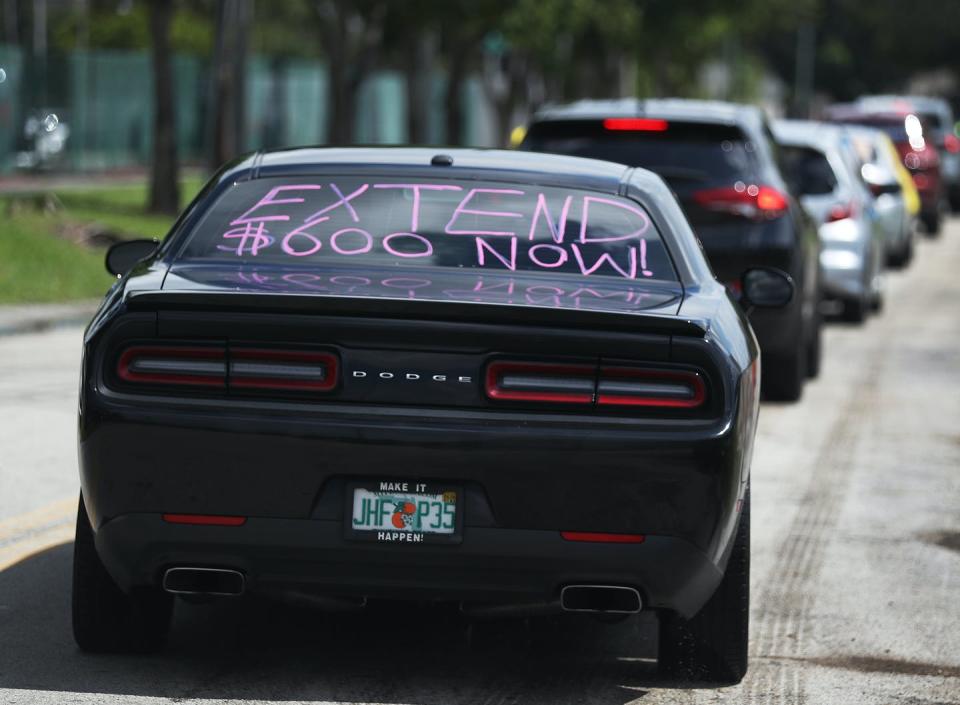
[74,91,952,686]
[519,93,952,402]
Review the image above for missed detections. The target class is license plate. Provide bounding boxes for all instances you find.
[345,481,462,544]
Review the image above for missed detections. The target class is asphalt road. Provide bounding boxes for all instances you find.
[1,222,959,704]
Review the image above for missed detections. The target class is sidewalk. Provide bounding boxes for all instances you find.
[0,301,100,336]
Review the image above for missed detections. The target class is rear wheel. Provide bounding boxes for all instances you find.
[887,236,913,269]
[761,347,805,402]
[72,495,173,653]
[658,487,750,684]
[840,295,868,324]
[921,209,942,237]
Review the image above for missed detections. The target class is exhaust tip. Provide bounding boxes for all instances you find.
[560,585,642,614]
[163,567,245,596]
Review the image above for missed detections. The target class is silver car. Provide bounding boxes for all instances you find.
[848,125,915,267]
[774,120,885,323]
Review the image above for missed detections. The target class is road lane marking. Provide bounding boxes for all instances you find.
[0,496,75,571]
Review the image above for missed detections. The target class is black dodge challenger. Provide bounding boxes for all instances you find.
[75,148,790,683]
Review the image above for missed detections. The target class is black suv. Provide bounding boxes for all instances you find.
[522,99,822,401]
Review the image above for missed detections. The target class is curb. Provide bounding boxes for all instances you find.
[0,301,100,337]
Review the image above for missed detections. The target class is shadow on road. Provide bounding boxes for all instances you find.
[0,543,720,703]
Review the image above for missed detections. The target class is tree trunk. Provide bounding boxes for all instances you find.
[209,0,250,169]
[444,45,469,146]
[147,0,179,215]
[405,30,434,145]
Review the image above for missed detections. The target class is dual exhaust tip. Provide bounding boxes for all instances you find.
[161,569,642,617]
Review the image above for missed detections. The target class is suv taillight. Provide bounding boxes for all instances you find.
[693,184,788,221]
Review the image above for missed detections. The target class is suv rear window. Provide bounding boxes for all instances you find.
[176,177,678,282]
[523,120,757,184]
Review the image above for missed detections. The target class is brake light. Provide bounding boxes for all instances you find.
[484,361,595,404]
[945,134,960,153]
[603,117,669,132]
[117,346,226,387]
[826,201,857,222]
[230,348,338,391]
[561,531,646,544]
[115,345,339,393]
[596,367,706,408]
[692,184,788,221]
[485,361,708,410]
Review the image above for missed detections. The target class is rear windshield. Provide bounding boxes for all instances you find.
[833,116,908,142]
[779,145,838,195]
[176,177,677,283]
[523,120,757,185]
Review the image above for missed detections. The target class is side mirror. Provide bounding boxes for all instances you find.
[105,239,160,277]
[861,163,901,197]
[740,267,794,309]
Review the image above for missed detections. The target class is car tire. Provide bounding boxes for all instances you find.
[72,495,173,653]
[841,296,868,324]
[921,210,941,237]
[658,487,750,685]
[761,346,805,402]
[887,237,913,269]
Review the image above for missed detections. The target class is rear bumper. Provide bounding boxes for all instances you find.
[94,512,725,618]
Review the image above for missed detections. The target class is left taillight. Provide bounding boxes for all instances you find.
[230,348,338,392]
[115,345,339,394]
[117,346,227,388]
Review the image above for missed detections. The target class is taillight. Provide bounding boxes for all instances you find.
[596,366,706,408]
[485,361,708,410]
[945,134,960,153]
[485,361,595,404]
[692,184,788,221]
[230,348,338,391]
[826,201,857,222]
[115,345,338,393]
[117,346,226,387]
[603,117,669,132]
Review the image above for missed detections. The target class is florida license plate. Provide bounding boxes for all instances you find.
[345,481,462,544]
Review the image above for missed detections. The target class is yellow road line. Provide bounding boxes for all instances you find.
[0,496,76,572]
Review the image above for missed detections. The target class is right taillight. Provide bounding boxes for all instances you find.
[485,361,595,404]
[693,184,789,221]
[596,366,706,408]
[485,361,707,410]
[826,201,857,222]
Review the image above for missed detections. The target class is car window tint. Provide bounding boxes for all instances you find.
[779,145,838,195]
[177,177,679,283]
[523,120,757,187]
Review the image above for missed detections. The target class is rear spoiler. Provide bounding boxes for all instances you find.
[125,290,709,337]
